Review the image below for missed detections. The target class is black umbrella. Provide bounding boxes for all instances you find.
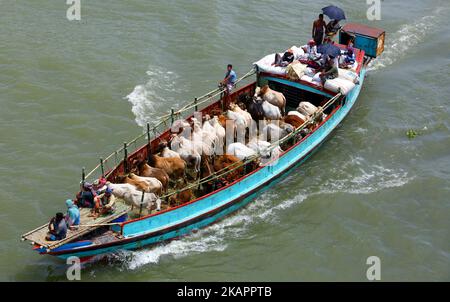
[322,5,346,21]
[317,43,341,58]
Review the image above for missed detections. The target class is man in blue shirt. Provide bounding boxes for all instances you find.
[65,199,80,228]
[221,64,237,94]
[46,212,67,241]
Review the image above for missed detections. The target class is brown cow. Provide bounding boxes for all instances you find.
[131,159,170,192]
[148,154,186,182]
[213,155,244,183]
[168,189,195,206]
[115,174,150,193]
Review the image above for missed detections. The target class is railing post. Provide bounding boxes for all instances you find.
[139,191,145,217]
[123,142,128,173]
[220,92,225,111]
[194,98,198,112]
[171,108,175,125]
[146,123,151,144]
[146,122,152,159]
[100,158,104,178]
[81,167,85,187]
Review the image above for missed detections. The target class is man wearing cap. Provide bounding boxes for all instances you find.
[65,199,80,228]
[304,40,321,61]
[91,187,116,218]
[46,212,67,241]
[76,182,96,208]
[342,45,355,68]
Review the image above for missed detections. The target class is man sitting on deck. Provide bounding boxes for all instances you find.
[302,40,321,61]
[91,187,116,218]
[46,212,67,241]
[65,199,80,229]
[75,182,96,208]
[340,45,356,68]
[273,49,295,67]
[325,19,342,38]
[319,56,339,86]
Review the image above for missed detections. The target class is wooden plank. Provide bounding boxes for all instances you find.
[22,202,130,250]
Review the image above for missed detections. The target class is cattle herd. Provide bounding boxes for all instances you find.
[101,85,327,214]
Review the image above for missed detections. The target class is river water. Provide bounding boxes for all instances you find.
[0,0,449,281]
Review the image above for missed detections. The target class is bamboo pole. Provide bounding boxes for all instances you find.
[123,142,128,173]
[147,122,152,161]
[81,68,255,183]
[139,191,145,217]
[72,222,122,228]
[81,167,85,187]
[100,158,104,178]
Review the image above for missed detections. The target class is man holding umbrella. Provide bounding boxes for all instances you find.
[321,5,346,39]
[326,19,342,38]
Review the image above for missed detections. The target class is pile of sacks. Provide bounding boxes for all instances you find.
[301,67,359,95]
[253,46,305,76]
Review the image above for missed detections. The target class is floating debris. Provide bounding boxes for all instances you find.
[406,129,418,139]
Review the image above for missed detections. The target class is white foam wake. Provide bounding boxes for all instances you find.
[114,155,412,270]
[125,67,184,127]
[319,156,412,195]
[369,7,448,71]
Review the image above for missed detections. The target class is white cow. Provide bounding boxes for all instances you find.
[246,138,271,154]
[254,85,286,115]
[160,146,181,159]
[258,98,282,120]
[169,134,201,173]
[201,117,218,156]
[229,103,252,127]
[262,122,294,142]
[128,173,164,195]
[226,142,256,160]
[107,183,162,211]
[210,116,225,153]
[246,138,282,161]
[191,118,214,156]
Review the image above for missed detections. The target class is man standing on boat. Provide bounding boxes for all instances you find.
[221,64,237,94]
[312,14,326,46]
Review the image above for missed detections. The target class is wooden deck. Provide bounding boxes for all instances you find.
[21,202,130,250]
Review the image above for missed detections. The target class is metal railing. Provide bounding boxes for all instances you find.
[83,68,257,183]
[156,92,343,200]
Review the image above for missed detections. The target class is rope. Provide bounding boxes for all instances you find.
[84,68,256,182]
[158,92,343,199]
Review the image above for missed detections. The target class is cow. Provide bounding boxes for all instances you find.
[254,85,286,115]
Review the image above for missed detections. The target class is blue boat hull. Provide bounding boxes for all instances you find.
[48,68,366,260]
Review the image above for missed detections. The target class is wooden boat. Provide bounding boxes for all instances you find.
[22,24,384,262]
